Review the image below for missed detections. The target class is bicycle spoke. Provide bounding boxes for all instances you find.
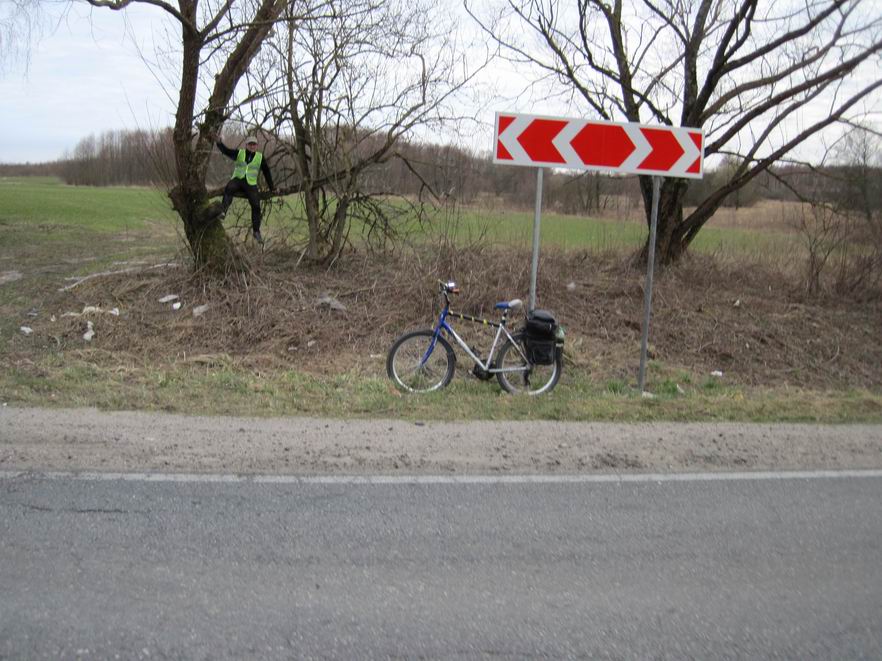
[387,330,455,393]
[495,332,560,395]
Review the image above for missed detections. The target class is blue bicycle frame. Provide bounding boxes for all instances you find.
[421,300,521,373]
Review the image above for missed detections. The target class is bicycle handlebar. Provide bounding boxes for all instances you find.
[438,280,460,295]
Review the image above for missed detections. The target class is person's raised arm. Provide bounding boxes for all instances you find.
[215,140,238,160]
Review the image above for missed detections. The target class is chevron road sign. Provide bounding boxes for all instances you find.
[494,112,704,179]
[493,111,706,394]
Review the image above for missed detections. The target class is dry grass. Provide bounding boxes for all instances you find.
[11,242,881,392]
[700,199,802,233]
[568,196,804,234]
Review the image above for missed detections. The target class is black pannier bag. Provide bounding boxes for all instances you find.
[523,309,560,365]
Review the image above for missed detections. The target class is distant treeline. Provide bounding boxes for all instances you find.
[2,128,879,216]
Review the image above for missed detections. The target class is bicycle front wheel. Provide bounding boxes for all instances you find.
[495,332,562,395]
[387,330,456,393]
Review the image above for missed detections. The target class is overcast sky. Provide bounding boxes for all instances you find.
[1,4,175,163]
[1,2,504,164]
[2,3,879,166]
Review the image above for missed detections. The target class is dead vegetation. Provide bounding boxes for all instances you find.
[13,243,882,391]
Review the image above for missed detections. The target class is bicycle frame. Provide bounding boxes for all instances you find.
[423,299,525,374]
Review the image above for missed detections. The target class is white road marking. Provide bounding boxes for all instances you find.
[1,469,881,484]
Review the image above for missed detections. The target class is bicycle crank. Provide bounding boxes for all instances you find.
[471,364,494,381]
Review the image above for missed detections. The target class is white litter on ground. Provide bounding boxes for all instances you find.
[61,305,119,318]
[0,271,23,285]
[317,294,347,312]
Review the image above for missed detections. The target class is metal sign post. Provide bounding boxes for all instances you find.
[529,167,543,312]
[638,176,661,393]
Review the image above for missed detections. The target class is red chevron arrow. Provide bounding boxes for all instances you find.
[571,123,635,168]
[687,132,702,174]
[638,127,684,171]
[496,115,515,161]
[517,119,568,164]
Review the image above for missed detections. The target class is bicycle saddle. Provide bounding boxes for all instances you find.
[495,298,523,310]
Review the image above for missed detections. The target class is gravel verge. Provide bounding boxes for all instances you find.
[1,407,881,475]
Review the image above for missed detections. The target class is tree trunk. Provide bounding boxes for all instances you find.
[173,0,283,275]
[636,177,691,267]
[170,183,240,274]
[165,8,242,274]
[327,196,351,263]
[304,186,327,262]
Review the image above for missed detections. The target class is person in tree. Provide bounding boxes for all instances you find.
[215,135,275,243]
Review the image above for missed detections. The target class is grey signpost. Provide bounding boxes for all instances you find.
[529,168,544,311]
[493,112,703,391]
[637,176,661,393]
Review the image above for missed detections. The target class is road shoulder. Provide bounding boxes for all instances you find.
[2,407,881,475]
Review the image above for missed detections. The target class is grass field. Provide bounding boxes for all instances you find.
[0,176,177,233]
[0,176,798,256]
[2,176,879,422]
[446,206,798,259]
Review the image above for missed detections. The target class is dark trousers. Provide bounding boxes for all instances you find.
[222,177,262,232]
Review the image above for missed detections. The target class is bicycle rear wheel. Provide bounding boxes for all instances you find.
[387,330,456,393]
[495,332,561,395]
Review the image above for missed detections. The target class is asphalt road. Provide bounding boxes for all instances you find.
[1,472,881,659]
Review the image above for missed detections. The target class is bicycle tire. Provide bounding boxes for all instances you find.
[387,330,456,393]
[495,331,562,395]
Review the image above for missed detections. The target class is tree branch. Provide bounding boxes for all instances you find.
[84,0,195,33]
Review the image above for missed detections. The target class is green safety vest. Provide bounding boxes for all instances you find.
[233,149,263,186]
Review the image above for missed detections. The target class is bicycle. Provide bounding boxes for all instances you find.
[386,281,564,395]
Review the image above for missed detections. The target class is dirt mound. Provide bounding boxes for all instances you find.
[21,246,882,389]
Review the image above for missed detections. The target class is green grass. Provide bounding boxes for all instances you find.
[0,176,798,257]
[0,177,181,356]
[0,176,176,233]
[0,176,180,268]
[438,207,797,257]
[433,207,644,251]
[2,354,880,422]
[0,177,180,287]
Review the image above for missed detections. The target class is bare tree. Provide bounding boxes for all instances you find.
[58,129,177,186]
[0,0,44,74]
[469,0,882,265]
[828,124,882,295]
[832,124,882,226]
[83,0,289,273]
[780,124,881,297]
[237,0,483,263]
[792,198,850,295]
